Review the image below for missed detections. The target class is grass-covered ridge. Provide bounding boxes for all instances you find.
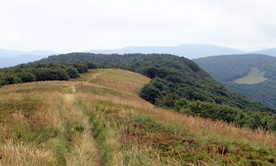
[31,53,276,131]
[2,53,276,129]
[1,69,275,165]
[34,53,274,112]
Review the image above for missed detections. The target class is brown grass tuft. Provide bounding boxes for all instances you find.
[0,139,55,165]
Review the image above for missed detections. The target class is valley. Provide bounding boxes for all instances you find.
[194,54,276,109]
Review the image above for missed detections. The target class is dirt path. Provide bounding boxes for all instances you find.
[63,84,104,166]
[72,84,76,93]
[89,69,109,82]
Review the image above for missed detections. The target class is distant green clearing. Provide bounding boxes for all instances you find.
[234,67,267,84]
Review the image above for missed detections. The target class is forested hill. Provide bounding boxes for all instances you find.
[194,54,276,109]
[34,53,274,114]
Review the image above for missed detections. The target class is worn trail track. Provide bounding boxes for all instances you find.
[63,84,104,166]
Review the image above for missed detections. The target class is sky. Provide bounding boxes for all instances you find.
[1,0,276,53]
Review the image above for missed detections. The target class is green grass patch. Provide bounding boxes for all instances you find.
[55,141,67,165]
[78,100,114,165]
[234,67,267,84]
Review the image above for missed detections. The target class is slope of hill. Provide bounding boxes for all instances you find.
[88,44,244,59]
[1,69,275,165]
[34,53,274,114]
[194,54,276,109]
[0,49,57,68]
[30,53,276,132]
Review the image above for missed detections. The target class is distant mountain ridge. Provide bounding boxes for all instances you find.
[0,49,56,57]
[1,44,244,68]
[251,48,276,57]
[88,44,245,59]
[2,44,276,68]
[0,49,57,68]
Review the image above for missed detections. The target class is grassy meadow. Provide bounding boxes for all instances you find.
[0,69,275,165]
[233,67,267,85]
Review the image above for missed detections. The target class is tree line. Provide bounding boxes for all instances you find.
[0,62,101,86]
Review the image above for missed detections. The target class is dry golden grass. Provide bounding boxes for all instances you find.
[32,92,63,129]
[84,69,150,94]
[82,69,276,148]
[0,87,63,165]
[0,81,99,165]
[0,139,54,166]
[1,68,276,165]
[76,69,276,165]
[140,107,276,148]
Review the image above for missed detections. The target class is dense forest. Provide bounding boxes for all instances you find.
[194,54,276,109]
[2,53,276,131]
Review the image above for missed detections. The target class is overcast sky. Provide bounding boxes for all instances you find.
[1,0,276,53]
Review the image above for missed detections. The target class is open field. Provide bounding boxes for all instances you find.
[234,67,267,84]
[0,69,275,165]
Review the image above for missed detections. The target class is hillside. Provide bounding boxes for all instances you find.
[34,53,274,112]
[194,54,276,109]
[88,44,244,59]
[27,53,276,131]
[1,69,276,165]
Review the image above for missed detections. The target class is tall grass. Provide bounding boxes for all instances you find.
[0,82,99,165]
[0,89,62,165]
[0,139,54,165]
[0,69,275,165]
[77,69,276,165]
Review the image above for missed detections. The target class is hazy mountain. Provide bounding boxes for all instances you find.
[0,49,57,68]
[252,48,276,57]
[194,54,276,109]
[88,44,245,59]
[0,55,51,68]
[4,44,276,68]
[0,49,56,57]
